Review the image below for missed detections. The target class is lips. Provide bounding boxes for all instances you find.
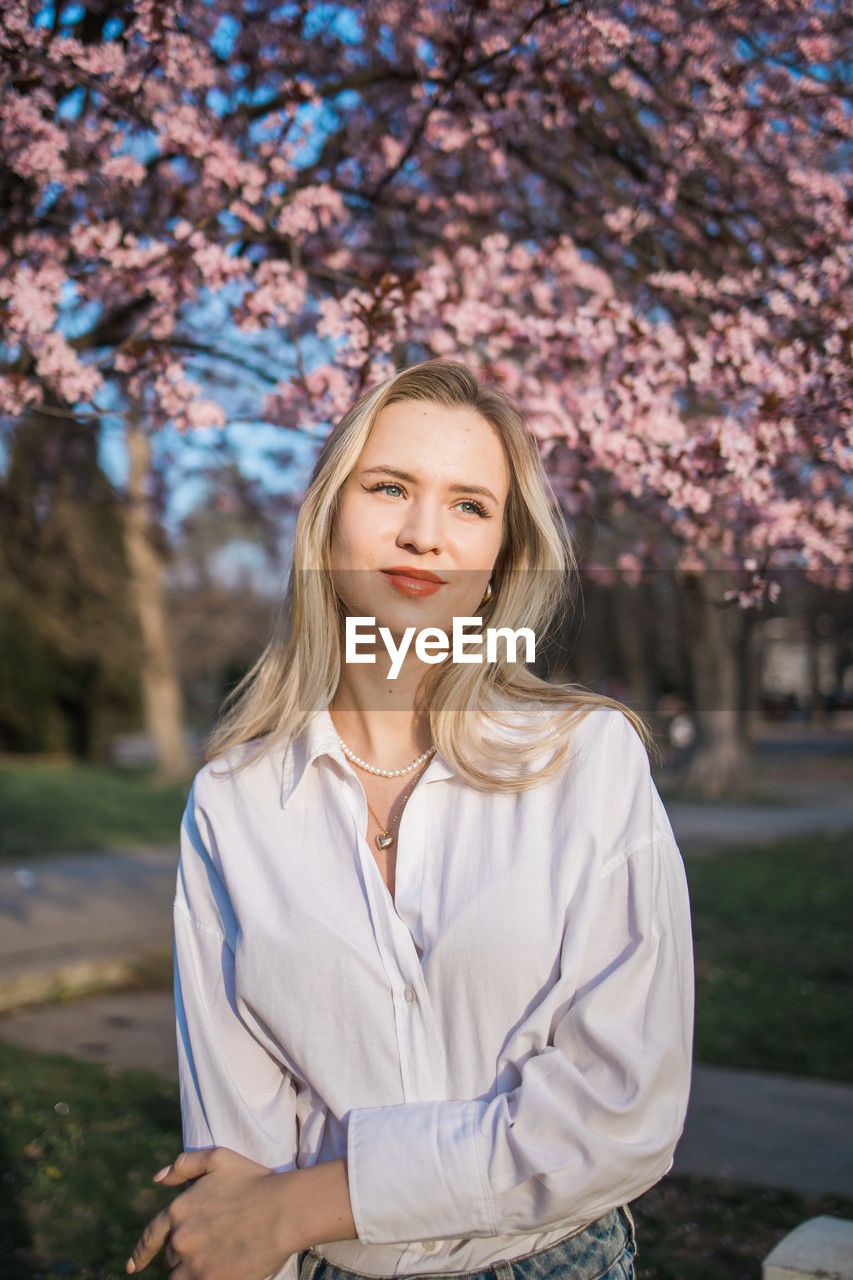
[381,566,447,583]
[380,567,447,598]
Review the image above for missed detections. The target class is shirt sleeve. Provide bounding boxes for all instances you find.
[174,777,301,1176]
[345,719,695,1244]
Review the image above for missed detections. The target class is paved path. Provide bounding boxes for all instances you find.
[673,1064,853,1197]
[0,989,179,1081]
[0,845,176,1011]
[1,988,851,1198]
[668,795,853,849]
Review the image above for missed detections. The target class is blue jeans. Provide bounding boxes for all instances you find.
[297,1205,637,1280]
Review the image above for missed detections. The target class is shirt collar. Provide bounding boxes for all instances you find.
[279,705,455,809]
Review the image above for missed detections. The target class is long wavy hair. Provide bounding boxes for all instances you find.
[205,358,656,790]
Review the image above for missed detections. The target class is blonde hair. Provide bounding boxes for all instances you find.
[206,358,657,789]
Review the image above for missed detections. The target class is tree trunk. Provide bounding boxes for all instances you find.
[738,607,763,750]
[122,415,192,781]
[806,603,827,727]
[681,569,750,797]
[610,579,655,718]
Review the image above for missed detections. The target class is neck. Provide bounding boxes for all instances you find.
[330,650,433,770]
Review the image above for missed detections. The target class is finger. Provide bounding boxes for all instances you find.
[153,1148,218,1186]
[126,1207,170,1274]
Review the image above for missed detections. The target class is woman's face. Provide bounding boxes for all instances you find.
[330,399,510,642]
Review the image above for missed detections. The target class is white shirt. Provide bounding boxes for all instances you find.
[173,703,694,1280]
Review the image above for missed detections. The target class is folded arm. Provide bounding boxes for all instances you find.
[345,828,694,1244]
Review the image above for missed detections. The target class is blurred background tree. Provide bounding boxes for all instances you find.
[0,402,140,757]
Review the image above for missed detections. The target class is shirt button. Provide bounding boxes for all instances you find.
[420,1240,439,1252]
[403,985,417,1004]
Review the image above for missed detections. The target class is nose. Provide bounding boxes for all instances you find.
[395,498,444,557]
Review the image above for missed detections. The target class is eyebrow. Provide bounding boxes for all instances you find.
[360,466,500,505]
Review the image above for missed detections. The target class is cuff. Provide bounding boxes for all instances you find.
[346,1099,497,1244]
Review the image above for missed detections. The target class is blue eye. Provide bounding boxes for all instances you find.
[367,483,489,518]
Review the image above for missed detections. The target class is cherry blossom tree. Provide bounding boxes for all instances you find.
[1,0,850,788]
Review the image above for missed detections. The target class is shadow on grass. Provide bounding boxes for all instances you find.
[0,1121,34,1279]
[633,1172,853,1280]
[0,1039,181,1278]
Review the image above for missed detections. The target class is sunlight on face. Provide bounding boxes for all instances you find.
[330,399,510,639]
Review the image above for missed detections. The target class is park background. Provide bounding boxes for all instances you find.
[0,2,851,1278]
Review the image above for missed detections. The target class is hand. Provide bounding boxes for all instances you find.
[127,1146,296,1279]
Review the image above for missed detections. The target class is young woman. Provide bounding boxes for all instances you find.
[128,359,693,1280]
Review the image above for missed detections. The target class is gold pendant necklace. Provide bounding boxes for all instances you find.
[361,761,428,851]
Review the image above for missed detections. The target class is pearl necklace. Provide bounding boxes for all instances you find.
[336,736,435,851]
[336,736,436,778]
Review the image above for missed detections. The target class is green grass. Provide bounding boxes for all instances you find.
[0,756,189,860]
[631,1175,853,1280]
[0,1039,179,1280]
[0,1037,851,1280]
[687,829,853,1081]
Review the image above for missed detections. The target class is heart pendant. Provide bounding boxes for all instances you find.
[376,832,393,850]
